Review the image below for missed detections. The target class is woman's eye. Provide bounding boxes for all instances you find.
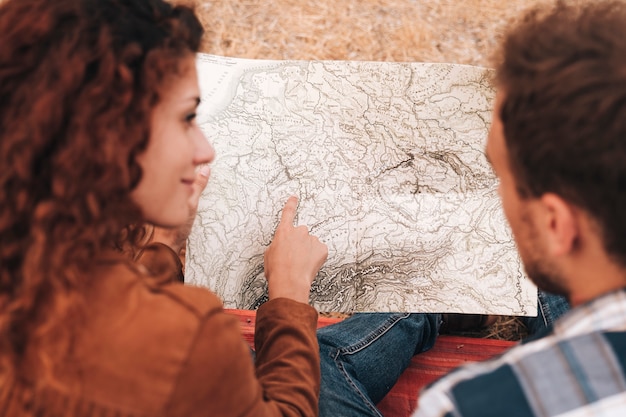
[185,113,197,124]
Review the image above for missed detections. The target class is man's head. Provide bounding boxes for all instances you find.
[487,1,626,302]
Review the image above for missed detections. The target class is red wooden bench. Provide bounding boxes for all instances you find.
[228,309,515,417]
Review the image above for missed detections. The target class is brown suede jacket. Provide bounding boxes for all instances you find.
[2,244,320,416]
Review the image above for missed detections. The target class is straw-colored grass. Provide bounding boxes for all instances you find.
[192,0,550,66]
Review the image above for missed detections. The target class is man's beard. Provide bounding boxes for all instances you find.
[524,257,569,297]
[519,211,569,297]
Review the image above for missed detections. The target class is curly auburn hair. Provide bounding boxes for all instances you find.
[0,0,203,385]
[495,1,626,268]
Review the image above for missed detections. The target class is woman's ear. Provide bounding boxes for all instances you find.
[539,193,579,256]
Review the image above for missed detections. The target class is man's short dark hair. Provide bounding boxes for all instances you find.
[495,1,626,267]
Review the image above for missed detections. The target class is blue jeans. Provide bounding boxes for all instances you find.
[522,291,570,335]
[317,292,569,417]
[318,313,440,417]
[522,291,570,340]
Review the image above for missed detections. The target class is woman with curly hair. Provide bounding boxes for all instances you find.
[0,0,328,415]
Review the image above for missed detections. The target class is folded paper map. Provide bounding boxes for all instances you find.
[185,53,537,315]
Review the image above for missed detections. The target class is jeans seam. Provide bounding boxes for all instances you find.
[332,349,384,417]
[539,293,552,327]
[338,313,411,355]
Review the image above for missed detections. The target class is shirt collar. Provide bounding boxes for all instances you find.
[553,288,626,337]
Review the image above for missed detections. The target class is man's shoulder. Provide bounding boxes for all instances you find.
[416,328,626,417]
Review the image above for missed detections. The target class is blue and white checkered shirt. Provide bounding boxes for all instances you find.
[413,289,626,417]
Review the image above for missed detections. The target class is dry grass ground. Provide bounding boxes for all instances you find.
[192,0,550,66]
[191,0,559,341]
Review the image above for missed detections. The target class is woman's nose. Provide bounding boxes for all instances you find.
[193,126,215,166]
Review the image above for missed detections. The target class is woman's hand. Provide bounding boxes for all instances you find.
[264,196,328,304]
[151,166,210,254]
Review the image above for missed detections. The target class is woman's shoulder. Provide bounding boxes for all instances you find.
[90,254,225,322]
[152,279,225,318]
[95,243,225,318]
[59,256,241,415]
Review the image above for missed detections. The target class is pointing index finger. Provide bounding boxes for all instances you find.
[278,196,298,228]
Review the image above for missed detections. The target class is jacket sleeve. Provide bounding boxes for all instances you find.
[254,298,320,416]
[164,298,320,417]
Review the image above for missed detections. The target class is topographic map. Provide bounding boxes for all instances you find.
[185,53,537,315]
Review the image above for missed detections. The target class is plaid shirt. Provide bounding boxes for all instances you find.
[414,289,626,417]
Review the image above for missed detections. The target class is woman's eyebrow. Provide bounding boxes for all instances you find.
[178,95,200,106]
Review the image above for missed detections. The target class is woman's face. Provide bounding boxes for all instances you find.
[131,56,215,228]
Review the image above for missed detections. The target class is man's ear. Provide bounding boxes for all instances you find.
[539,193,578,256]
